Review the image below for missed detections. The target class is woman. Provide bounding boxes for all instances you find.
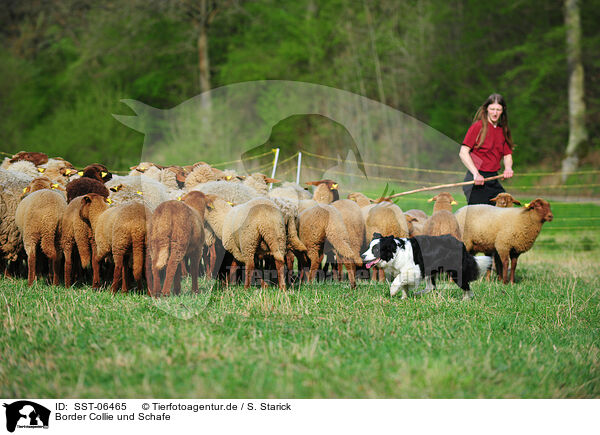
[459,93,514,205]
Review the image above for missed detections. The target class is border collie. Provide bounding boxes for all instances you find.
[362,233,492,300]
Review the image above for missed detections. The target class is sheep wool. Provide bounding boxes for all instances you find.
[15,189,67,285]
[454,199,553,284]
[0,168,34,263]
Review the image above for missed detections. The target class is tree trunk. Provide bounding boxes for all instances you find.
[197,21,211,109]
[561,0,587,182]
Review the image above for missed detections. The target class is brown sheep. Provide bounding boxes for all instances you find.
[330,199,365,284]
[297,204,362,288]
[148,191,210,296]
[21,177,64,198]
[15,189,67,285]
[455,198,554,284]
[427,192,457,213]
[80,194,151,292]
[9,151,48,166]
[61,196,98,287]
[405,209,428,236]
[307,179,339,203]
[423,192,461,241]
[490,192,521,208]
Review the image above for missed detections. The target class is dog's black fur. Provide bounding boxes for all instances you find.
[370,233,485,293]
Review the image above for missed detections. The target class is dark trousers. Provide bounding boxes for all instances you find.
[462,171,505,205]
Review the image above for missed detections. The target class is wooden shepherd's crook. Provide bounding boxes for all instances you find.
[378,174,505,202]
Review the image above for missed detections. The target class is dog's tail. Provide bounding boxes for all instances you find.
[474,255,492,279]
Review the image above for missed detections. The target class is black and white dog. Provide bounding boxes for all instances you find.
[362,233,492,300]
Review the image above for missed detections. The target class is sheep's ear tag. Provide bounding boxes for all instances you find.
[22,187,27,193]
[64,169,72,175]
[101,172,107,178]
[227,201,233,206]
[77,171,84,176]
[106,197,113,204]
[427,197,434,202]
[208,203,214,209]
[52,183,59,189]
[451,200,457,205]
[332,183,338,189]
[37,167,45,173]
[226,175,232,180]
[524,202,530,208]
[136,190,143,196]
[176,196,182,201]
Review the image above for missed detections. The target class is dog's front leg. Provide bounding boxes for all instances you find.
[390,274,408,299]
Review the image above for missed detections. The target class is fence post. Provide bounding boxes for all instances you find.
[270,148,280,190]
[296,152,302,185]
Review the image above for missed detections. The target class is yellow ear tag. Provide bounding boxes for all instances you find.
[77,171,84,176]
[136,190,143,195]
[37,167,45,173]
[101,172,107,178]
[227,201,233,206]
[208,203,214,210]
[226,175,232,180]
[22,187,27,193]
[332,184,338,189]
[106,197,113,204]
[427,197,434,202]
[524,203,530,208]
[451,200,457,205]
[52,184,59,189]
[65,169,72,175]
[176,196,182,201]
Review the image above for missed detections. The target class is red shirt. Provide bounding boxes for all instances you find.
[462,120,512,172]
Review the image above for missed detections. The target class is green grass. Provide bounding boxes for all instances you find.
[1,201,599,398]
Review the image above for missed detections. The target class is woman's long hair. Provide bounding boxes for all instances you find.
[472,93,514,150]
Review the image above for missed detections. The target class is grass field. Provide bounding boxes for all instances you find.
[1,200,599,398]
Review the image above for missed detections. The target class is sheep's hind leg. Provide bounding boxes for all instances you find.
[509,255,519,284]
[244,260,255,289]
[26,245,37,286]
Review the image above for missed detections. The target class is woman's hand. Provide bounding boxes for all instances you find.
[474,173,485,185]
[503,154,514,180]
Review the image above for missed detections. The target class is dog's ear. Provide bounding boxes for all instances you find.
[372,232,382,239]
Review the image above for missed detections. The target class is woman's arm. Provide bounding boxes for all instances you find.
[459,145,484,185]
[503,154,514,179]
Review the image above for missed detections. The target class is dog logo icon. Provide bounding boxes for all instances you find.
[3,401,50,432]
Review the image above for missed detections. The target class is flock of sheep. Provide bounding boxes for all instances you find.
[0,151,554,297]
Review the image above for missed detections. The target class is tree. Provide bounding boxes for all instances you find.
[561,0,588,182]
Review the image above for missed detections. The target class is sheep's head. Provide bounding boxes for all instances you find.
[347,192,372,207]
[526,198,553,222]
[308,179,339,203]
[80,164,112,183]
[428,192,457,213]
[491,193,521,207]
[79,193,110,223]
[20,177,59,198]
[181,190,211,219]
